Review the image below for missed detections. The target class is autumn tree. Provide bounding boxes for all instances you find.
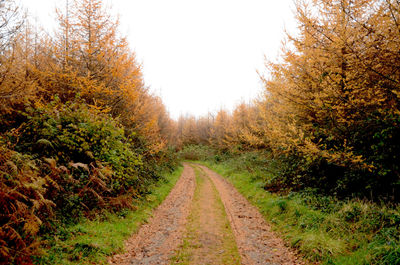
[209,109,232,151]
[256,0,400,198]
[0,0,23,52]
[0,0,29,116]
[196,114,214,145]
[177,115,200,146]
[26,0,172,155]
[39,0,126,103]
[225,102,267,151]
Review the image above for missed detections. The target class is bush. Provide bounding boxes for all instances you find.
[177,144,216,161]
[13,100,146,195]
[263,145,400,201]
[1,100,168,263]
[0,145,54,264]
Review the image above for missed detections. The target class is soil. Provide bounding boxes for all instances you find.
[199,165,305,265]
[171,165,241,264]
[108,164,196,265]
[109,163,304,265]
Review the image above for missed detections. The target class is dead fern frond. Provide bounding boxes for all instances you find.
[69,162,89,172]
[22,214,42,236]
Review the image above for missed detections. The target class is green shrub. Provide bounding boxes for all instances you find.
[177,144,216,161]
[1,100,177,263]
[13,100,146,195]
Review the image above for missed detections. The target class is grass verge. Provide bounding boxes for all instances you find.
[33,166,184,265]
[199,160,400,265]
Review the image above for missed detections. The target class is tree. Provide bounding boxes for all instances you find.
[209,109,232,151]
[0,2,38,121]
[0,0,23,53]
[258,0,400,198]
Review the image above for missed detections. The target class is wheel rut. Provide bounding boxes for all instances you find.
[109,164,196,265]
[109,163,303,265]
[199,165,304,265]
[171,164,241,264]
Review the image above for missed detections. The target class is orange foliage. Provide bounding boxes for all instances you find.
[177,0,400,200]
[256,0,400,168]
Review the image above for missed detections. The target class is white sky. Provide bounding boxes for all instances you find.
[20,0,297,119]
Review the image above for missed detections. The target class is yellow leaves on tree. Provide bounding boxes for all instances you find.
[176,103,263,152]
[28,0,174,154]
[257,0,400,168]
[175,1,400,200]
[0,3,37,115]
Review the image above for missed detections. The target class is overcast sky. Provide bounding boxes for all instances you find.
[20,0,297,119]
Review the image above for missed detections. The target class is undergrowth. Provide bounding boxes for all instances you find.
[199,154,400,265]
[0,100,178,264]
[177,145,216,161]
[33,166,183,264]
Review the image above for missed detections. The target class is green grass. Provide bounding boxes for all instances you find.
[170,166,203,265]
[33,166,184,265]
[199,159,400,265]
[171,164,241,264]
[194,166,241,265]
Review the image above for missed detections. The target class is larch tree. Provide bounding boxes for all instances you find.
[258,0,400,197]
[0,0,25,109]
[209,109,232,151]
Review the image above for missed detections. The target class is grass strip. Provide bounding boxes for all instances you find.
[171,164,241,265]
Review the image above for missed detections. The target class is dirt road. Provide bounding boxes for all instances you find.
[109,163,303,265]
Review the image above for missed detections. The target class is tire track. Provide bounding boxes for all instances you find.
[109,163,196,265]
[109,163,304,265]
[199,165,304,265]
[171,164,241,264]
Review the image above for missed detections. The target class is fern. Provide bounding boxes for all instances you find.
[36,139,54,149]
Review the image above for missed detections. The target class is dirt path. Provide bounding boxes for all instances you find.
[109,163,303,265]
[109,164,196,265]
[171,165,241,264]
[199,165,304,265]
